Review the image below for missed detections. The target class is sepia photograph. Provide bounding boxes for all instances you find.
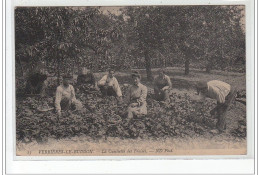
[15,6,246,156]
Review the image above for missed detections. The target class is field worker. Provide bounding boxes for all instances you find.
[55,76,83,116]
[126,71,148,122]
[97,68,122,102]
[196,80,237,132]
[25,66,47,96]
[153,68,172,102]
[77,67,97,89]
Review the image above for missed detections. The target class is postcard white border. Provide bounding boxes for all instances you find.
[5,0,256,174]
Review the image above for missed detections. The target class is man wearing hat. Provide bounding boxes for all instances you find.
[126,71,148,122]
[97,68,122,102]
[195,80,237,132]
[55,75,83,116]
[153,68,172,102]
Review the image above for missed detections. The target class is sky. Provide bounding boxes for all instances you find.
[99,6,123,15]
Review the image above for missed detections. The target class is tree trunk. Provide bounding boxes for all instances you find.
[181,41,191,75]
[206,63,212,73]
[206,57,212,73]
[92,54,97,72]
[144,50,153,81]
[164,56,167,68]
[184,58,190,75]
[57,57,61,85]
[46,57,49,74]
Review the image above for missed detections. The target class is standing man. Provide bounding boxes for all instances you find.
[126,71,148,122]
[195,80,237,132]
[55,76,83,116]
[153,68,172,102]
[97,69,122,102]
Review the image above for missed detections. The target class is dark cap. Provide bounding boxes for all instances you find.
[108,68,115,73]
[159,68,166,74]
[131,71,141,79]
[196,81,208,94]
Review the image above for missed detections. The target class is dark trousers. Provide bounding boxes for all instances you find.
[60,99,76,111]
[211,88,237,131]
[99,85,117,97]
[26,81,46,95]
[154,88,169,101]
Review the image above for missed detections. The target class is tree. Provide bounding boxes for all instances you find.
[122,7,168,80]
[15,7,121,79]
[192,6,245,73]
[15,6,245,79]
[122,6,245,75]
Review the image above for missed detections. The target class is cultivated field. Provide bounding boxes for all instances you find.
[16,67,246,155]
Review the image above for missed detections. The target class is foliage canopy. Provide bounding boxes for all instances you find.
[15,6,245,78]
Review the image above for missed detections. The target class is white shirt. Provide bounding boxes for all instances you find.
[127,83,147,105]
[55,84,77,112]
[207,80,231,103]
[98,75,122,97]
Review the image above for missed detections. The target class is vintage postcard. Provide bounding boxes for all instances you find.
[15,6,247,156]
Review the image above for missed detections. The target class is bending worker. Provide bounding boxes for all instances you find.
[196,80,237,132]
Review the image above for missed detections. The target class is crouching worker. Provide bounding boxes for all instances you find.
[196,80,237,133]
[97,69,122,102]
[153,68,172,102]
[126,71,148,123]
[26,71,47,96]
[77,67,97,90]
[55,76,83,116]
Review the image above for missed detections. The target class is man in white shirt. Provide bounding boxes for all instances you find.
[196,80,237,132]
[97,69,122,102]
[55,76,83,116]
